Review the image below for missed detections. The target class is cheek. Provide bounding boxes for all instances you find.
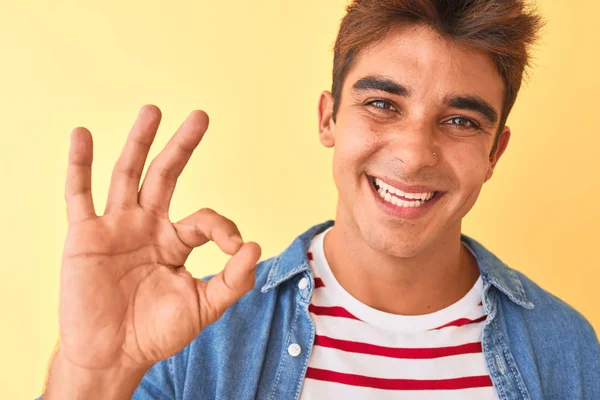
[443,144,490,204]
[336,118,381,162]
[331,120,380,192]
[448,139,490,178]
[453,154,489,203]
[464,161,488,184]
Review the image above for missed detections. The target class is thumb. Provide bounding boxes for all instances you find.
[199,241,262,323]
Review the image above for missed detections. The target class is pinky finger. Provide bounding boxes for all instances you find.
[65,127,97,224]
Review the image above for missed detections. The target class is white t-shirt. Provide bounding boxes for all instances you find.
[299,227,497,399]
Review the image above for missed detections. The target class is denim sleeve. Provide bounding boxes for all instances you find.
[581,319,600,398]
[132,358,176,400]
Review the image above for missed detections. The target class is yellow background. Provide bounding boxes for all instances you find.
[0,0,598,398]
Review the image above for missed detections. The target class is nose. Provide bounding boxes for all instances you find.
[387,121,438,175]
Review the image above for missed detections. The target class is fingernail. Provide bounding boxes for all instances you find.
[230,235,243,245]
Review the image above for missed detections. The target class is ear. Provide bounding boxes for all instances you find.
[485,125,511,182]
[318,90,336,148]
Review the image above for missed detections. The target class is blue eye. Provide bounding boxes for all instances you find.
[367,99,396,112]
[445,116,480,130]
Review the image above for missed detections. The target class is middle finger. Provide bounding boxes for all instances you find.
[138,110,209,215]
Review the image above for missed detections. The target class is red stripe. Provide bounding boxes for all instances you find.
[429,315,487,330]
[314,277,325,288]
[307,252,314,261]
[305,367,493,390]
[309,305,360,320]
[314,335,482,359]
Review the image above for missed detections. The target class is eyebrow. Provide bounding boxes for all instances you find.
[445,95,499,125]
[351,75,411,97]
[351,75,499,126]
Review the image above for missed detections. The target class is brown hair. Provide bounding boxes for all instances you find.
[332,0,544,155]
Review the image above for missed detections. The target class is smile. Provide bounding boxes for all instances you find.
[371,176,438,208]
[367,175,444,219]
[372,177,436,207]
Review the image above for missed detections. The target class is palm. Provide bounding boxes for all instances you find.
[58,106,261,372]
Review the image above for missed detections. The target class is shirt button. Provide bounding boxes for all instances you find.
[288,343,302,357]
[298,277,309,290]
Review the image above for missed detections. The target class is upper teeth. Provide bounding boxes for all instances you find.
[374,177,434,201]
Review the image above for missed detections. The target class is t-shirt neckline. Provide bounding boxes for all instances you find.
[309,226,483,333]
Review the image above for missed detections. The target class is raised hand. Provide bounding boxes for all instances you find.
[47,105,261,396]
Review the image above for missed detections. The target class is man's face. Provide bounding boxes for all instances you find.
[319,24,510,257]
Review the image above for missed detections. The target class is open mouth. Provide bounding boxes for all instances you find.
[368,175,440,208]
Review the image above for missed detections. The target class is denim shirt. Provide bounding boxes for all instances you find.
[132,220,600,400]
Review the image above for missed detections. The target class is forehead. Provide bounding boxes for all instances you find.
[345,24,504,107]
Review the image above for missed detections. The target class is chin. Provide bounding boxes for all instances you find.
[354,213,432,258]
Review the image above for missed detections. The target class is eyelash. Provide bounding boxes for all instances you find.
[365,99,482,131]
[367,99,397,113]
[444,116,481,131]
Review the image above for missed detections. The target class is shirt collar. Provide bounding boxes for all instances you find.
[260,221,332,293]
[261,220,534,309]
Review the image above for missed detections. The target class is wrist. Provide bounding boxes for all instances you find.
[44,349,149,400]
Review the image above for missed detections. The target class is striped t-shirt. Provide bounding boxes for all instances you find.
[299,227,497,399]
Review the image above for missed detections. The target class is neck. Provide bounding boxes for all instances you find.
[323,216,480,316]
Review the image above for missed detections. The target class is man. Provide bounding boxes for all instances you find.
[41,0,600,399]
